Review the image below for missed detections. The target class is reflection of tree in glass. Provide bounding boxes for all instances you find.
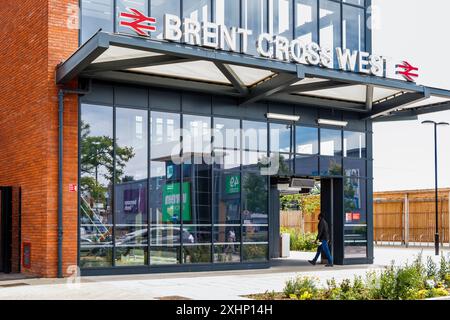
[329,159,342,176]
[277,154,290,176]
[80,121,135,201]
[243,172,267,215]
[344,179,357,211]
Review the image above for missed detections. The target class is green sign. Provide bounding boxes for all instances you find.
[225,175,240,194]
[162,182,191,222]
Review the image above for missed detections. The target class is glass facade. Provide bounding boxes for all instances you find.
[80,0,368,69]
[79,94,371,269]
[78,0,372,270]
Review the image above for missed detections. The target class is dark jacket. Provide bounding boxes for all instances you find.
[317,218,330,242]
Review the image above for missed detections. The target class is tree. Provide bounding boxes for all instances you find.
[80,121,135,207]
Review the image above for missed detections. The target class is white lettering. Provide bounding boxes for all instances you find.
[358,51,370,74]
[289,39,306,64]
[237,28,253,54]
[219,25,238,52]
[336,48,358,71]
[305,43,320,65]
[256,33,273,58]
[273,36,290,61]
[320,47,333,69]
[369,55,383,77]
[164,14,182,41]
[202,22,219,48]
[183,18,201,45]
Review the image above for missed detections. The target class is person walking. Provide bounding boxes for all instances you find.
[308,213,333,267]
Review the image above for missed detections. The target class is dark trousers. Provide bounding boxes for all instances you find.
[312,240,333,265]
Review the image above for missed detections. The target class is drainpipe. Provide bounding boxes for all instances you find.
[57,81,91,278]
[57,90,64,279]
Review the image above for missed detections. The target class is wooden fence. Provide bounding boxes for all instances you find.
[374,189,450,246]
[280,210,319,234]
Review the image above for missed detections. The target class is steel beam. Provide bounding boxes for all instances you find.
[214,62,249,95]
[239,73,299,106]
[366,85,374,111]
[282,80,353,93]
[362,90,430,120]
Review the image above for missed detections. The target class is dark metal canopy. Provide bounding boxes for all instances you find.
[56,31,450,121]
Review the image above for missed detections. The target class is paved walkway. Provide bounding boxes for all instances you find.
[0,247,448,300]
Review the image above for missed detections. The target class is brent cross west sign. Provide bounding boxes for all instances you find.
[119,8,419,83]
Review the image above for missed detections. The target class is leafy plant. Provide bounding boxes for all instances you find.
[426,256,438,280]
[281,228,318,252]
[283,276,319,299]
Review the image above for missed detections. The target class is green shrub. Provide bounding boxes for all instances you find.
[280,228,318,252]
[438,255,449,282]
[283,276,319,299]
[426,256,438,280]
[275,253,450,301]
[378,264,398,300]
[395,264,425,300]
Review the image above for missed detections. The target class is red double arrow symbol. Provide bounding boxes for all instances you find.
[396,61,419,82]
[120,8,157,36]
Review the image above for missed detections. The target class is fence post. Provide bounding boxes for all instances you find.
[404,193,409,247]
[447,192,450,247]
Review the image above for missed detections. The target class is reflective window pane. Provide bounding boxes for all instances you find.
[320,157,343,176]
[80,104,113,261]
[344,158,366,178]
[344,178,366,224]
[271,0,294,39]
[183,115,212,264]
[243,244,268,262]
[295,0,318,42]
[344,226,367,259]
[296,126,318,155]
[79,247,113,268]
[150,112,181,264]
[150,245,180,265]
[319,0,341,68]
[214,117,240,150]
[242,172,268,224]
[320,128,342,156]
[270,153,293,176]
[81,0,114,44]
[213,171,241,224]
[243,121,267,151]
[344,131,366,158]
[214,244,241,263]
[151,0,181,40]
[114,108,148,266]
[343,5,365,52]
[243,225,268,242]
[243,0,268,55]
[183,0,211,22]
[215,0,241,27]
[182,245,212,263]
[270,123,292,153]
[343,0,365,6]
[295,155,319,176]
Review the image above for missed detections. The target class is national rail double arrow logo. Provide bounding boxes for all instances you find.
[396,61,419,82]
[119,8,157,36]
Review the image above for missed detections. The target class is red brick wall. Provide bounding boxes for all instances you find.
[0,0,79,277]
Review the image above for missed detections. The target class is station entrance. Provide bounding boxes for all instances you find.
[269,177,345,265]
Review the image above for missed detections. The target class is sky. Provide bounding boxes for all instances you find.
[372,0,450,191]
